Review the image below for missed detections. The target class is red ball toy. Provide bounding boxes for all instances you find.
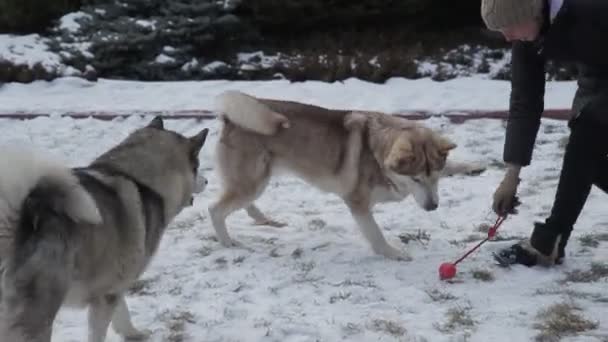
[438,262,457,280]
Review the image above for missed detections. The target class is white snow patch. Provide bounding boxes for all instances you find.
[181,58,199,72]
[154,54,175,64]
[135,19,156,30]
[202,61,228,73]
[0,34,64,72]
[59,12,92,33]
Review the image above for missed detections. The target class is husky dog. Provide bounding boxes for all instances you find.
[0,117,208,342]
[210,91,484,260]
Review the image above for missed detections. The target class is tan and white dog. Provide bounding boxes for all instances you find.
[209,90,484,260]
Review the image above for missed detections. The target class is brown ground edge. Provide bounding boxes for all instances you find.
[0,109,572,122]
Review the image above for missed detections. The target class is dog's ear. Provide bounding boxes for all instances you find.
[189,128,209,159]
[147,116,164,130]
[385,135,416,173]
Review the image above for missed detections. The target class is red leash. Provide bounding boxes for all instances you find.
[452,215,507,265]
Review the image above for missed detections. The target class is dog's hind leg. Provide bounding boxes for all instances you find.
[210,179,274,247]
[210,145,273,247]
[246,205,286,227]
[0,272,66,342]
[111,294,149,340]
[88,294,120,342]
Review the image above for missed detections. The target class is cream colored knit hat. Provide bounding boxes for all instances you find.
[481,0,544,30]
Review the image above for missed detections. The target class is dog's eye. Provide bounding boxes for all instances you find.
[412,178,421,183]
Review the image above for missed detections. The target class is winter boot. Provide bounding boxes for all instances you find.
[493,222,568,267]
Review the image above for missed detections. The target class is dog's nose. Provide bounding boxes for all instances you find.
[424,202,438,211]
[195,176,208,193]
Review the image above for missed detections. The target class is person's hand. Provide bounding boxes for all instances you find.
[492,166,521,215]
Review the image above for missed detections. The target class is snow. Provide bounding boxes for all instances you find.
[135,19,157,30]
[155,53,176,64]
[1,112,606,342]
[182,58,200,72]
[0,76,578,115]
[58,11,91,33]
[0,34,607,342]
[237,51,282,69]
[0,34,64,71]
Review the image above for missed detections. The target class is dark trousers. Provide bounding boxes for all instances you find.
[544,114,608,244]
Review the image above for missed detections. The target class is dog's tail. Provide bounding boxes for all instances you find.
[215,90,290,135]
[0,147,101,234]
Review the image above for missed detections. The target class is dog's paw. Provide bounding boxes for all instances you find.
[253,219,287,228]
[464,162,487,176]
[344,112,368,131]
[219,237,242,248]
[375,245,412,261]
[122,328,151,341]
[442,161,487,177]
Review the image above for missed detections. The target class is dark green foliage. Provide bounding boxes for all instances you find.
[0,0,81,33]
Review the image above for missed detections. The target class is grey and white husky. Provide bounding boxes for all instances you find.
[0,117,208,342]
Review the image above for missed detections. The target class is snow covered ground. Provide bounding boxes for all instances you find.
[0,76,578,115]
[1,76,607,342]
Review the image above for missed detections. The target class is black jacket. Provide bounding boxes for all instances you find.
[504,0,608,166]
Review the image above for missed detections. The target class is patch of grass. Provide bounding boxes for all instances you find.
[425,289,457,302]
[311,242,331,251]
[128,276,159,296]
[162,310,196,342]
[579,233,608,248]
[214,256,228,267]
[292,261,323,284]
[329,291,351,304]
[477,223,493,233]
[399,230,431,245]
[368,319,407,337]
[291,247,303,259]
[435,304,476,333]
[534,288,608,303]
[308,218,327,230]
[533,302,598,342]
[342,322,363,337]
[233,255,246,264]
[332,279,378,289]
[471,269,495,282]
[197,246,213,257]
[562,263,608,283]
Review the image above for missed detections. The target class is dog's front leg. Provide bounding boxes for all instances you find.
[346,200,411,261]
[111,294,150,340]
[88,295,120,342]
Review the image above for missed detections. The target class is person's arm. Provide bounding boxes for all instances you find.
[503,40,547,173]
